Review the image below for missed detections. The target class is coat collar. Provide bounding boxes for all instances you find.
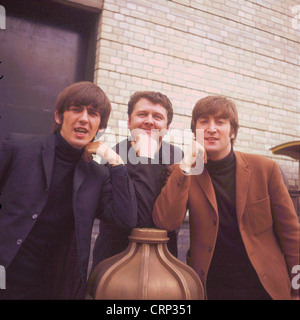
[194,168,218,215]
[72,157,89,206]
[42,133,56,189]
[194,150,251,222]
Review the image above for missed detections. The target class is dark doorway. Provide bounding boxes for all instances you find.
[0,0,99,141]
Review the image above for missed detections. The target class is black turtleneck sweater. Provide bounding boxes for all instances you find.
[7,132,83,291]
[205,149,271,300]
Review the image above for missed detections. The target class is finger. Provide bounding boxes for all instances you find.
[89,141,103,152]
[192,148,197,158]
[204,150,207,163]
[86,142,97,153]
[130,139,139,152]
[192,140,198,158]
[195,142,207,163]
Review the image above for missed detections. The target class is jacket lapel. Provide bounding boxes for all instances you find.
[42,134,56,189]
[234,151,251,224]
[195,168,218,215]
[73,158,89,207]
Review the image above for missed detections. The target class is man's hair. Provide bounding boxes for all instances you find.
[53,81,111,132]
[127,91,173,125]
[191,95,239,145]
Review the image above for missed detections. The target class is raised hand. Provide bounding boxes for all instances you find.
[86,141,124,166]
[180,139,207,175]
[130,129,159,159]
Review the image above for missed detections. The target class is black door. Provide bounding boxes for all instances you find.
[0,0,98,141]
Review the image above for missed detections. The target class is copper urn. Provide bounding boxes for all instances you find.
[87,228,204,300]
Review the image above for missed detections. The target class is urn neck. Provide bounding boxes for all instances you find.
[128,228,169,244]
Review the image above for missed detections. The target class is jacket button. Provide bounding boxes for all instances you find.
[200,270,205,276]
[208,246,212,252]
[16,239,22,245]
[32,214,38,219]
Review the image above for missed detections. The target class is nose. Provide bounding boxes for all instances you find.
[79,109,89,123]
[144,114,154,126]
[207,120,217,134]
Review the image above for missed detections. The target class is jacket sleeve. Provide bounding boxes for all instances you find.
[0,134,14,187]
[269,161,300,297]
[97,164,137,229]
[152,164,191,231]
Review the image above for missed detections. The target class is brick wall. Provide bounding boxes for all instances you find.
[94,0,300,188]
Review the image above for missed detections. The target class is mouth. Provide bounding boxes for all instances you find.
[144,129,153,135]
[137,128,154,136]
[74,127,89,135]
[205,137,218,141]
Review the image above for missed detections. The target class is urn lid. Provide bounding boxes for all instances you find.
[128,228,169,243]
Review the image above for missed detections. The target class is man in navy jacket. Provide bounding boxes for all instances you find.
[0,82,137,299]
[89,91,183,267]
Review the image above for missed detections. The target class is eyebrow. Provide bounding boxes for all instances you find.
[153,111,165,117]
[137,110,165,117]
[215,116,227,120]
[70,105,99,113]
[197,115,228,120]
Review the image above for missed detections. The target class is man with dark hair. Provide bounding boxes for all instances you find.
[153,95,299,300]
[89,91,183,267]
[0,81,137,299]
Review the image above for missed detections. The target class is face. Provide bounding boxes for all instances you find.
[55,105,101,149]
[128,98,169,139]
[195,114,235,161]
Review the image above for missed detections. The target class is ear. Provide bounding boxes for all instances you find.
[127,116,131,130]
[95,128,105,140]
[161,125,170,138]
[230,131,236,142]
[54,110,62,125]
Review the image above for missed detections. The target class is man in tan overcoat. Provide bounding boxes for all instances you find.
[153,95,299,300]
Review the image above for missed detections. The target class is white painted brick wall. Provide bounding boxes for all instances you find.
[94,0,300,188]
